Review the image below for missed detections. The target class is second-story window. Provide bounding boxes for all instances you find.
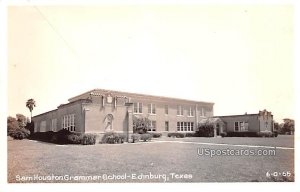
[165,105,168,115]
[133,102,143,113]
[148,103,156,114]
[188,107,194,117]
[177,105,184,116]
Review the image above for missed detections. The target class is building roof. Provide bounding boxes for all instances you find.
[199,117,224,125]
[68,88,214,105]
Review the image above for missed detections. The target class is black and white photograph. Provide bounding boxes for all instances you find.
[1,0,299,192]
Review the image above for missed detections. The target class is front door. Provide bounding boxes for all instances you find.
[216,123,220,135]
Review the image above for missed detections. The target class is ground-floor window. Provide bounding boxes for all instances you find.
[234,121,248,131]
[177,122,194,131]
[148,120,156,131]
[62,114,75,131]
[51,118,57,131]
[40,121,46,132]
[165,121,169,131]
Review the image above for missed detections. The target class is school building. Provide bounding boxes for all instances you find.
[32,89,214,134]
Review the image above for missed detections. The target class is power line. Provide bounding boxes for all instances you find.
[33,6,79,58]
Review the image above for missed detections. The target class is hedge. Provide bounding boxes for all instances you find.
[131,134,141,143]
[9,128,30,140]
[223,131,276,137]
[101,132,127,144]
[149,132,162,138]
[30,129,96,145]
[167,132,185,138]
[140,133,152,142]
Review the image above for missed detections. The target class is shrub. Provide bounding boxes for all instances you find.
[257,131,273,138]
[226,132,258,137]
[67,134,81,144]
[196,125,214,137]
[81,134,96,145]
[29,131,55,142]
[273,131,278,137]
[133,116,150,134]
[185,132,198,137]
[9,128,30,140]
[167,132,185,138]
[220,132,227,137]
[149,132,162,138]
[140,133,152,142]
[54,129,72,144]
[101,132,127,144]
[131,134,141,143]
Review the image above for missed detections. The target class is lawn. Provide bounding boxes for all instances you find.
[7,135,294,183]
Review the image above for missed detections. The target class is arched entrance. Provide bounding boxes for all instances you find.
[104,114,114,132]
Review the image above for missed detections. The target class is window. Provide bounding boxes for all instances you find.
[165,121,169,131]
[133,102,143,114]
[234,122,239,131]
[40,121,46,132]
[51,119,57,131]
[148,121,156,131]
[177,122,180,131]
[62,114,75,131]
[240,122,245,131]
[165,105,168,115]
[244,122,249,131]
[177,105,184,116]
[177,121,194,132]
[188,107,194,117]
[148,103,156,114]
[234,121,247,132]
[201,108,205,116]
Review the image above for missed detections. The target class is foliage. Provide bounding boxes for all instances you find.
[226,132,258,137]
[281,118,294,134]
[101,132,127,144]
[30,129,96,145]
[220,132,227,137]
[133,116,150,134]
[26,98,36,118]
[196,124,214,137]
[7,116,19,136]
[257,131,273,137]
[7,115,31,139]
[9,128,30,140]
[81,134,96,145]
[67,134,81,144]
[25,121,35,135]
[167,132,185,138]
[131,134,141,143]
[140,133,152,142]
[185,132,198,137]
[16,114,27,128]
[149,132,162,138]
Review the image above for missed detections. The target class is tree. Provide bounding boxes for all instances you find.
[26,98,36,120]
[16,113,27,128]
[7,116,19,135]
[282,118,295,135]
[133,116,150,134]
[7,115,30,139]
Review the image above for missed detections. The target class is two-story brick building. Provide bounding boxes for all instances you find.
[32,89,214,135]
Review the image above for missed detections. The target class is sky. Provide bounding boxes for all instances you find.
[7,4,295,122]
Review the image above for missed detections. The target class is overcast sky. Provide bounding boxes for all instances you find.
[7,5,294,122]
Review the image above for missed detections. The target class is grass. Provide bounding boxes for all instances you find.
[7,135,294,183]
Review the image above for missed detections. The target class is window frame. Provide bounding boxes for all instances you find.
[177,105,184,116]
[133,102,143,114]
